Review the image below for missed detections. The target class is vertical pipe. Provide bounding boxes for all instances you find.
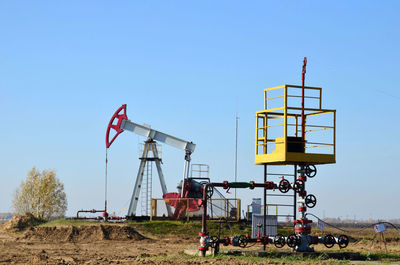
[293,165,297,224]
[235,115,238,200]
[334,111,336,157]
[201,185,208,234]
[181,160,188,198]
[284,86,288,154]
[264,114,267,154]
[263,164,267,251]
[301,57,307,141]
[105,148,108,215]
[200,187,208,258]
[301,166,306,220]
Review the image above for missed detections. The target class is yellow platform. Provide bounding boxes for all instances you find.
[255,85,336,165]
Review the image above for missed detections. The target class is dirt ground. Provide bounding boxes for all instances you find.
[1,222,399,265]
[0,224,201,265]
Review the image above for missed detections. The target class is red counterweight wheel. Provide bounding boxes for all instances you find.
[106,104,128,148]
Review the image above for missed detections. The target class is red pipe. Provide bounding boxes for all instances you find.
[76,209,106,219]
[301,57,307,141]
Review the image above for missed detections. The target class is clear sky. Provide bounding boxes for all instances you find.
[1,1,399,220]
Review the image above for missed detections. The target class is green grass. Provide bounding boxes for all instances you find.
[127,220,296,237]
[360,252,400,261]
[127,220,201,236]
[34,219,328,238]
[140,251,350,264]
[38,219,99,227]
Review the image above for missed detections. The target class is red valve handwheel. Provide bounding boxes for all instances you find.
[106,104,128,148]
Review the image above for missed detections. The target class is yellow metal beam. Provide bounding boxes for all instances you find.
[287,107,335,112]
[264,85,285,91]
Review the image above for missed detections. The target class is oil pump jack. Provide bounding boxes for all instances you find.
[106,104,196,218]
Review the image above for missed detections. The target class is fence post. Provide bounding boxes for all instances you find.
[224,199,227,220]
[150,199,156,221]
[237,199,241,221]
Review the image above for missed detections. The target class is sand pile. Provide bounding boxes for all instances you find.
[23,225,146,242]
[3,213,44,231]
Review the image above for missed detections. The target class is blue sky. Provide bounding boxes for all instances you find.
[1,1,399,220]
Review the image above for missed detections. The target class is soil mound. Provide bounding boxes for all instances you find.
[3,213,44,231]
[23,225,146,242]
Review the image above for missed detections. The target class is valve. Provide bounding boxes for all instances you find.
[238,235,248,248]
[293,180,305,192]
[201,235,219,248]
[305,194,317,208]
[286,234,300,248]
[205,185,214,199]
[273,234,286,248]
[305,165,317,178]
[278,179,291,193]
[261,236,270,245]
[324,234,335,248]
[337,235,349,249]
[231,235,248,248]
[221,236,230,246]
[209,236,219,248]
[230,236,240,247]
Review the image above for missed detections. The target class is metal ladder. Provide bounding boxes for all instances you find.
[265,165,297,222]
[140,159,153,216]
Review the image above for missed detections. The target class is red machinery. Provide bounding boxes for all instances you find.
[163,178,203,219]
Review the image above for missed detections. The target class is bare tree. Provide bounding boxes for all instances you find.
[12,168,67,220]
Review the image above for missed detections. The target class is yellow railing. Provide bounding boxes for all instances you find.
[255,84,336,165]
